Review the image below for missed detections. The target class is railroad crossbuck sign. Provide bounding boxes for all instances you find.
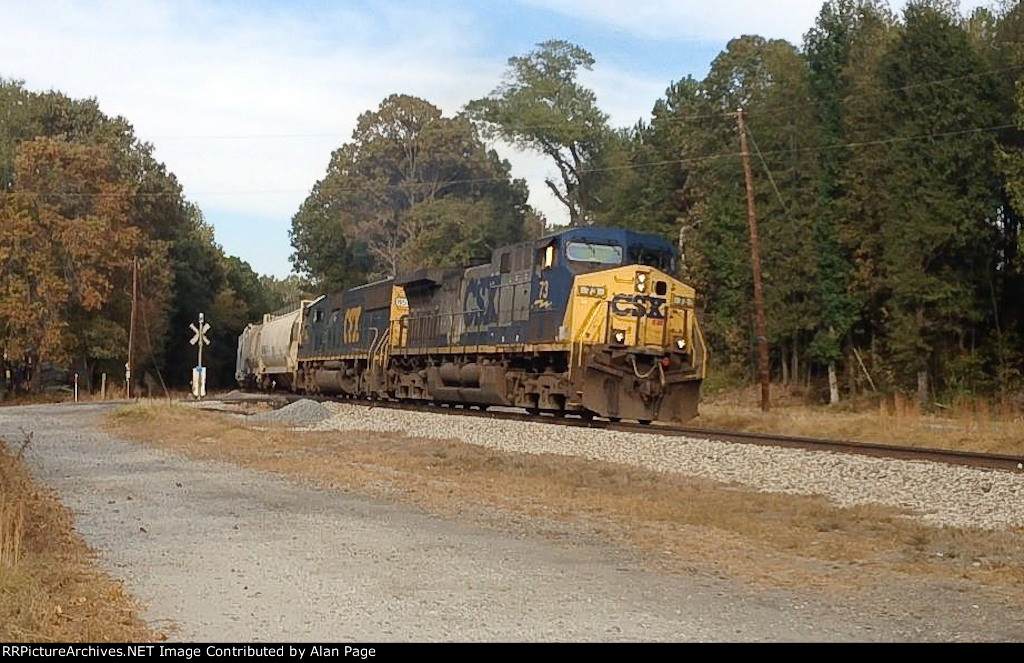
[190,313,210,399]
[189,322,211,346]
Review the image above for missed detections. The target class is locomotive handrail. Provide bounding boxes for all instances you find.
[366,327,382,371]
[693,316,708,378]
[572,300,606,374]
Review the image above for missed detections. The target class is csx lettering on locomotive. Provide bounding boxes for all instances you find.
[610,294,666,319]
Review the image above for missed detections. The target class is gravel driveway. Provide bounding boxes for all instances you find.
[0,402,1019,641]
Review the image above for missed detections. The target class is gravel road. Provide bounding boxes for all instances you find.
[1,402,1020,641]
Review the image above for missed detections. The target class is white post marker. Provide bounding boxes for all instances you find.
[191,366,206,399]
[74,373,78,403]
[189,312,211,400]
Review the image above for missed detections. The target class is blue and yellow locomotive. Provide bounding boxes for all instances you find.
[238,227,707,423]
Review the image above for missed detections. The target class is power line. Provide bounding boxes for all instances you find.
[4,120,1017,200]
[139,62,1024,140]
[745,127,789,216]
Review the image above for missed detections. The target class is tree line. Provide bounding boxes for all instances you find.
[292,0,1024,405]
[0,82,302,393]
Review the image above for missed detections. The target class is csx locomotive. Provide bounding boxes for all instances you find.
[236,227,707,423]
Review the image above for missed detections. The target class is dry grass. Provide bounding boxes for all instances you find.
[700,385,1024,456]
[0,434,156,642]
[107,402,1024,602]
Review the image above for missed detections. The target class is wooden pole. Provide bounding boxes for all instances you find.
[735,109,771,412]
[127,256,137,399]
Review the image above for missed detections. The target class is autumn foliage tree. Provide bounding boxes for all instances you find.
[0,138,139,380]
[0,80,278,392]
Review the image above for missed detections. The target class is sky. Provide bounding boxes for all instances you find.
[0,0,995,278]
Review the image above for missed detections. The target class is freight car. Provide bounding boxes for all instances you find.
[234,304,307,390]
[237,227,707,423]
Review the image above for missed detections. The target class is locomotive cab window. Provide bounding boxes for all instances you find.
[539,244,557,270]
[628,247,675,273]
[566,242,623,265]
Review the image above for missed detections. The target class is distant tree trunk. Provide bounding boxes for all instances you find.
[781,344,790,386]
[828,362,839,405]
[916,370,929,407]
[790,339,799,388]
[844,343,856,397]
[73,357,94,392]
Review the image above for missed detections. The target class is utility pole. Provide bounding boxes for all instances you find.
[734,109,771,412]
[127,256,138,399]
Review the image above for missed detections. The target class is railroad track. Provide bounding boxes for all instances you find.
[216,391,1024,473]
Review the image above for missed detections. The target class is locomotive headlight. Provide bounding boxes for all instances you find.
[612,329,626,345]
[636,272,648,292]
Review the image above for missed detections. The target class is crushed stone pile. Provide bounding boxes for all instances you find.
[249,399,331,424]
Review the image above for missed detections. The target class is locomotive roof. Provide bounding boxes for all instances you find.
[537,226,676,254]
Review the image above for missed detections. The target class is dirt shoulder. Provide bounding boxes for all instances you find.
[699,386,1024,456]
[0,434,156,642]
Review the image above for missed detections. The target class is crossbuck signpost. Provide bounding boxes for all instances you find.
[189,312,211,399]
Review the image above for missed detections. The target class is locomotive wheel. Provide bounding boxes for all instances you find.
[526,407,540,416]
[608,417,621,423]
[637,419,652,426]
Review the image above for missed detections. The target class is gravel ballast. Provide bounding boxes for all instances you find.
[250,398,332,424]
[312,404,1024,531]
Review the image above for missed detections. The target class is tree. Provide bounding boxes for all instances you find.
[0,137,139,381]
[291,94,533,287]
[0,81,290,390]
[873,0,1003,399]
[467,40,610,227]
[258,274,315,312]
[804,0,894,400]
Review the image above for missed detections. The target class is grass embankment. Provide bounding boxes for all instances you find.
[699,385,1024,456]
[108,401,1024,600]
[0,436,154,642]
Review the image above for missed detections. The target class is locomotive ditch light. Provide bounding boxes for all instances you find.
[674,337,687,352]
[612,329,627,345]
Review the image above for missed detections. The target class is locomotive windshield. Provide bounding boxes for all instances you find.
[566,241,623,265]
[628,247,675,273]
